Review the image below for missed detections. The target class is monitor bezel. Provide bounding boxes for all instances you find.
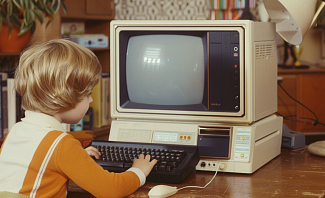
[110,21,248,123]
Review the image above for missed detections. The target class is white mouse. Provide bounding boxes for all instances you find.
[148,185,178,198]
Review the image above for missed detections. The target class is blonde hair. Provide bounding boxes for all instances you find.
[15,39,102,115]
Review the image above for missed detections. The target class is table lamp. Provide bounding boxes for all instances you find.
[264,0,325,45]
[263,0,325,68]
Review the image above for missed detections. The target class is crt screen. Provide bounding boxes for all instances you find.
[126,34,205,106]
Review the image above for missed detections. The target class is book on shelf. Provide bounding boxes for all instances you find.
[209,0,254,10]
[70,119,83,131]
[209,0,256,20]
[89,73,110,129]
[0,73,8,138]
[7,78,16,132]
[0,74,3,138]
[1,73,8,138]
[101,73,110,126]
[83,107,93,130]
[2,77,24,135]
[89,76,102,128]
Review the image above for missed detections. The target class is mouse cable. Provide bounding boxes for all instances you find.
[177,163,221,191]
[277,81,323,127]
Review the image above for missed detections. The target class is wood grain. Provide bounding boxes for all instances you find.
[67,148,325,198]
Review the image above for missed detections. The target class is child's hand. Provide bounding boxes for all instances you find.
[85,146,101,159]
[132,154,157,177]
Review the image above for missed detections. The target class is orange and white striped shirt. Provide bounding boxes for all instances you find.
[0,111,145,198]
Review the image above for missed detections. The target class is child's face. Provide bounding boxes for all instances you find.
[57,94,93,124]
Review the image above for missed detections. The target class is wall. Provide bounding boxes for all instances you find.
[114,0,210,20]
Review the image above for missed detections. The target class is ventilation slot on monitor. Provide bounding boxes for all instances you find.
[255,44,275,60]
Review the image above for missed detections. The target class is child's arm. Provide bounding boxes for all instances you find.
[58,136,149,197]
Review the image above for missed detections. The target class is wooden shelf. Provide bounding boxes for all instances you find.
[60,0,113,74]
[0,0,114,147]
[92,125,110,140]
[278,65,325,75]
[60,0,114,20]
[0,52,21,57]
[88,47,109,51]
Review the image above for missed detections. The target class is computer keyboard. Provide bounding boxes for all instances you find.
[89,140,200,184]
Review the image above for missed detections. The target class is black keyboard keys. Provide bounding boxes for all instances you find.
[94,145,186,171]
[89,140,200,184]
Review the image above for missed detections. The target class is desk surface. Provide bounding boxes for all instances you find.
[67,148,325,198]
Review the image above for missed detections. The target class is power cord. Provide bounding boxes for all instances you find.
[277,81,325,127]
[178,163,221,191]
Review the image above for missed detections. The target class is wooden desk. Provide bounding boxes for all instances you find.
[67,148,325,197]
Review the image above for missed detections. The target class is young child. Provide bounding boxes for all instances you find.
[0,39,157,198]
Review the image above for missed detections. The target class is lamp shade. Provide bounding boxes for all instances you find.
[264,0,324,45]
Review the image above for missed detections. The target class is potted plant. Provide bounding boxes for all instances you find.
[0,0,67,52]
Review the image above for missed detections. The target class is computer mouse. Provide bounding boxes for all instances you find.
[148,185,178,198]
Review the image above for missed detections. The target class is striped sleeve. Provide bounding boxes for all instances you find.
[56,135,141,198]
[18,131,70,197]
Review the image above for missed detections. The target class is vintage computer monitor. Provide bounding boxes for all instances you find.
[110,20,278,124]
[109,20,283,174]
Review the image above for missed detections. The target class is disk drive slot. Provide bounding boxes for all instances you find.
[198,127,232,159]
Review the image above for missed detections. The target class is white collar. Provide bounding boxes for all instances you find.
[21,110,65,132]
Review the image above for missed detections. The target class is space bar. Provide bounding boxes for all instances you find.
[96,161,125,168]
